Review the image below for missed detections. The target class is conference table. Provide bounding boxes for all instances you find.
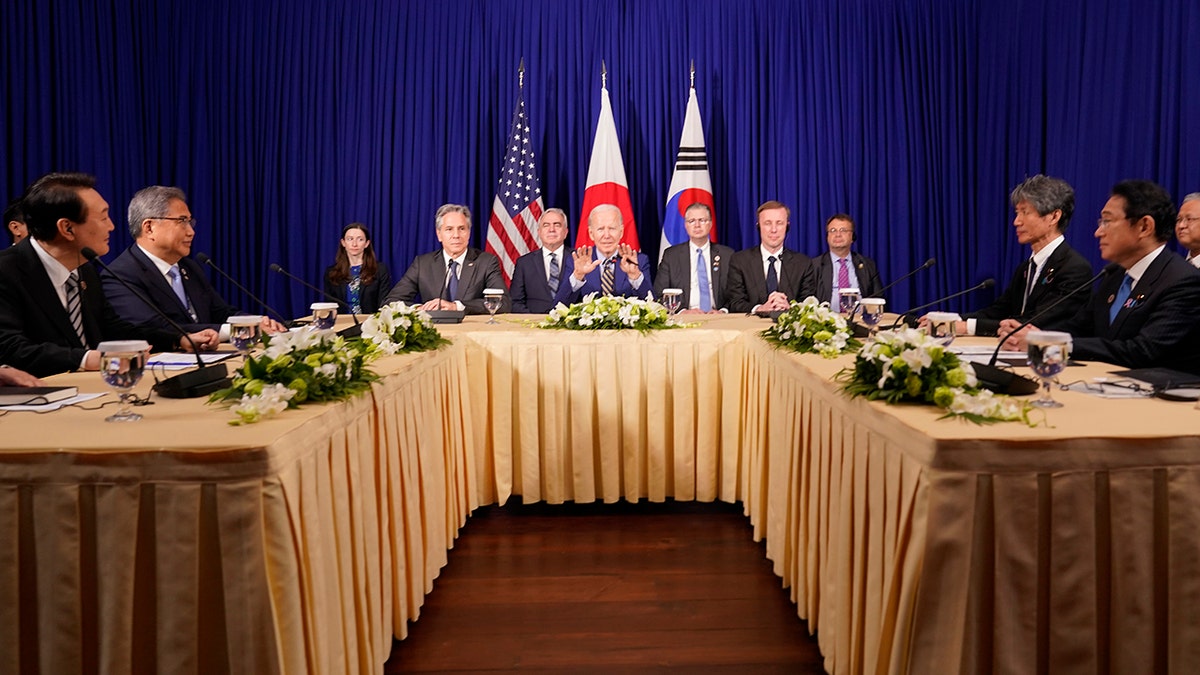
[2,315,1199,674]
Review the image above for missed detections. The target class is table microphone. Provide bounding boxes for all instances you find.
[889,278,995,328]
[194,253,293,327]
[875,257,936,298]
[82,248,230,398]
[424,262,466,324]
[267,263,367,336]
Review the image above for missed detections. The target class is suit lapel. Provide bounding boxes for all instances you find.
[15,241,81,345]
[132,246,189,316]
[1110,252,1167,334]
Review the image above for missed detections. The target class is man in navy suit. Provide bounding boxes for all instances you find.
[563,204,651,301]
[384,203,511,314]
[1003,180,1200,374]
[725,200,817,313]
[510,208,575,313]
[811,213,884,307]
[653,203,734,312]
[102,186,285,340]
[0,173,216,377]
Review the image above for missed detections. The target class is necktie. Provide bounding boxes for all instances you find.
[548,252,560,292]
[836,257,850,303]
[696,249,712,311]
[766,255,779,294]
[1020,257,1037,315]
[446,259,460,300]
[601,259,615,296]
[65,271,86,346]
[1109,274,1132,324]
[168,266,197,321]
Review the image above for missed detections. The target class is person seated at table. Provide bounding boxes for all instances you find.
[324,222,391,314]
[1002,179,1200,373]
[1175,192,1200,268]
[653,202,734,313]
[383,203,510,314]
[926,174,1092,337]
[0,172,218,377]
[564,204,652,301]
[0,364,40,386]
[510,208,575,313]
[101,186,285,340]
[725,200,816,313]
[812,213,884,307]
[4,198,28,247]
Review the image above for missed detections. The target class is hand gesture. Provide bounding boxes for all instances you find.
[617,243,642,281]
[572,246,599,279]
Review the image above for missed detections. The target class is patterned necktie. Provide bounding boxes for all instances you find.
[65,270,86,346]
[601,259,615,296]
[1109,274,1133,324]
[696,249,712,311]
[836,257,850,303]
[1021,257,1037,315]
[168,266,197,320]
[766,255,779,294]
[548,252,560,292]
[446,259,459,300]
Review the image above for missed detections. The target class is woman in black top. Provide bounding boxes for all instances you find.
[324,223,391,314]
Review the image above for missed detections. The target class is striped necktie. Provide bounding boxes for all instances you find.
[601,259,615,296]
[65,270,86,346]
[548,252,560,292]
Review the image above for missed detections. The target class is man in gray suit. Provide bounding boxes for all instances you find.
[383,203,510,314]
[653,203,734,312]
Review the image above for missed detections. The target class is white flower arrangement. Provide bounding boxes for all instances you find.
[838,327,1034,425]
[761,296,860,358]
[361,301,449,354]
[229,383,296,424]
[538,293,678,332]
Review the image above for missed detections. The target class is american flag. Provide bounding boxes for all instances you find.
[487,90,544,283]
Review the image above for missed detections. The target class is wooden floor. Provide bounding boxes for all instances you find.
[384,500,827,674]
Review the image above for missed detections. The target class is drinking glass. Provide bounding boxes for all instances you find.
[925,311,960,346]
[1027,330,1072,408]
[229,315,264,357]
[858,298,886,335]
[837,287,861,318]
[310,302,339,330]
[661,288,683,315]
[98,340,149,422]
[483,288,504,324]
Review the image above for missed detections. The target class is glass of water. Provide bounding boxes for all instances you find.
[837,287,861,318]
[310,302,339,330]
[925,312,960,346]
[98,340,150,422]
[483,288,504,323]
[229,315,263,357]
[858,298,886,334]
[1027,330,1072,408]
[660,288,683,315]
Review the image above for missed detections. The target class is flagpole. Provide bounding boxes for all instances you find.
[690,58,694,89]
[601,59,607,90]
[519,57,524,89]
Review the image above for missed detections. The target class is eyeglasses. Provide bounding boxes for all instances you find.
[685,218,711,225]
[827,228,852,235]
[1176,215,1200,228]
[151,216,197,228]
[1096,217,1128,229]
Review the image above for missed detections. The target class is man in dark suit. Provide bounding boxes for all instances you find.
[383,203,511,314]
[653,203,734,312]
[563,204,652,301]
[725,200,817,313]
[0,173,217,377]
[812,213,884,307]
[1003,180,1200,374]
[510,208,576,313]
[101,186,285,340]
[935,175,1093,337]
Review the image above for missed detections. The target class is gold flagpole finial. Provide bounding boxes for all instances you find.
[690,59,695,88]
[601,59,607,89]
[519,57,525,89]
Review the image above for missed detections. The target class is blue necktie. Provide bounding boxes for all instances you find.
[446,259,459,300]
[696,249,712,311]
[1109,274,1132,324]
[168,265,197,321]
[766,255,779,294]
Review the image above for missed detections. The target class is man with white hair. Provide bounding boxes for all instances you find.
[1174,192,1200,267]
[564,204,651,300]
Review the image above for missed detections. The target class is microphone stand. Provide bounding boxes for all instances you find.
[888,278,996,329]
[268,263,369,335]
[195,253,294,327]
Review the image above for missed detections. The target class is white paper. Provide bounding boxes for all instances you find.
[146,352,235,370]
[0,393,107,411]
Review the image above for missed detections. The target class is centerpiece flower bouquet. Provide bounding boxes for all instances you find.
[538,293,679,332]
[760,296,860,358]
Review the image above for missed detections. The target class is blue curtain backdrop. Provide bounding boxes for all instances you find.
[2,0,1197,317]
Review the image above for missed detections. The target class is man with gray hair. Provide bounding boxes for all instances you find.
[1174,193,1200,267]
[509,208,575,313]
[384,203,511,314]
[564,203,651,300]
[102,185,285,339]
[925,174,1093,336]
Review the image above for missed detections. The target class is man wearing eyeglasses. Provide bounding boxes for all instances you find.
[102,186,285,340]
[812,213,884,307]
[1003,180,1200,374]
[653,203,734,312]
[0,173,217,377]
[1175,193,1200,268]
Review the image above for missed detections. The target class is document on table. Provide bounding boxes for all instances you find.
[951,346,1028,366]
[147,353,236,370]
[0,393,107,412]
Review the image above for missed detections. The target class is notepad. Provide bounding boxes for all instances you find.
[0,386,79,405]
